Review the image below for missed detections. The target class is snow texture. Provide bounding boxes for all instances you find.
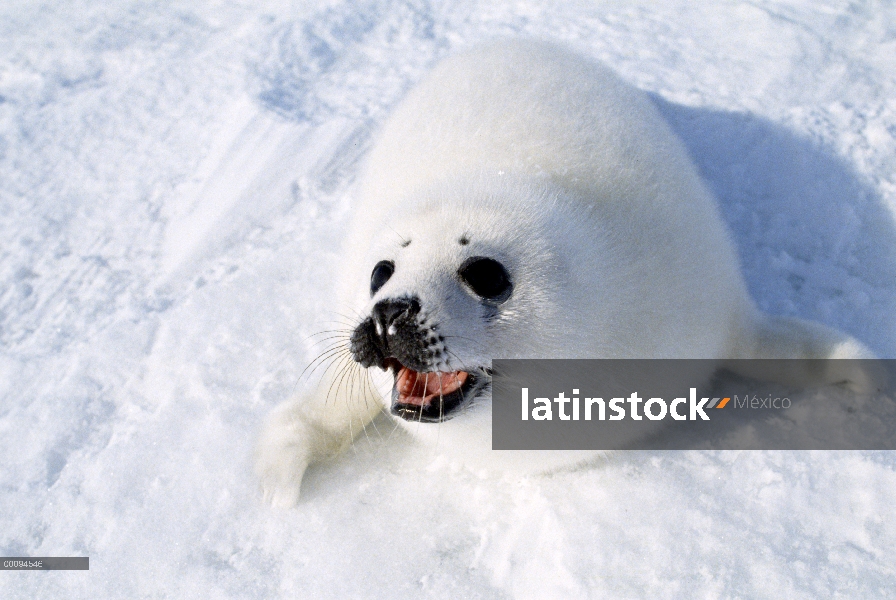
[1,1,895,598]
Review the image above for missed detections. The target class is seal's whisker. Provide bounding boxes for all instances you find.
[309,339,351,353]
[418,371,430,424]
[324,352,356,406]
[300,344,352,382]
[334,308,368,326]
[309,317,359,329]
[308,333,352,345]
[307,329,352,339]
[322,348,354,383]
[361,369,385,441]
[345,362,375,449]
[443,348,475,374]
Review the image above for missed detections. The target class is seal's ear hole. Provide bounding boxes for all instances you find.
[370,260,395,296]
[458,257,513,303]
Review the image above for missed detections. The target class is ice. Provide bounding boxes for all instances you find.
[1,1,895,598]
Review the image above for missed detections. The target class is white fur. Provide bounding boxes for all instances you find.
[256,40,872,507]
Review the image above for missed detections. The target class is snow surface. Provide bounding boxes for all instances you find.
[2,1,896,597]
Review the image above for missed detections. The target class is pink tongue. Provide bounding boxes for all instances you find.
[396,368,469,407]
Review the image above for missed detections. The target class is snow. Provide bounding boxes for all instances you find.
[1,1,895,597]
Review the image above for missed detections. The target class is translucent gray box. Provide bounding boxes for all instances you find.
[491,359,896,450]
[1,557,89,570]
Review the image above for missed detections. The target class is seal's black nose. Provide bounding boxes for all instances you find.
[372,296,421,334]
[351,296,428,371]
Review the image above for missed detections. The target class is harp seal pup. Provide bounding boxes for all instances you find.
[256,40,873,507]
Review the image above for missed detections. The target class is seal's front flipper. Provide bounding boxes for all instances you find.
[255,372,384,507]
[724,314,883,393]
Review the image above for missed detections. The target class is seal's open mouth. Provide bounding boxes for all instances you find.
[385,359,479,423]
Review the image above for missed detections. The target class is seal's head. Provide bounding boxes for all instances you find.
[350,300,484,422]
[347,175,613,425]
[349,263,504,422]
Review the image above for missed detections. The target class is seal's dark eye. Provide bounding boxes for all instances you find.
[459,257,512,303]
[370,260,394,296]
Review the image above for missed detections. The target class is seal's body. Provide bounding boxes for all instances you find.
[256,41,871,506]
